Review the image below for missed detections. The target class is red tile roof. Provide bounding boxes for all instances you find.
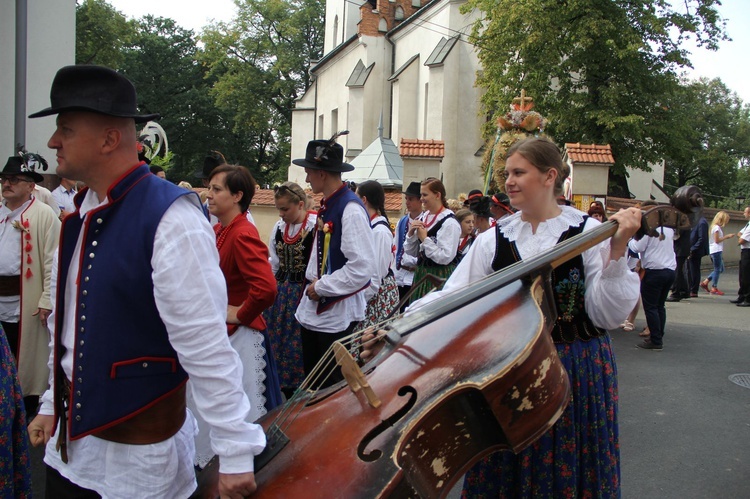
[400,139,445,159]
[564,143,615,165]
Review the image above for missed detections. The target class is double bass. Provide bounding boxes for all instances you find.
[193,201,692,498]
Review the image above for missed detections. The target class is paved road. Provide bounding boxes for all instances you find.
[30,268,750,498]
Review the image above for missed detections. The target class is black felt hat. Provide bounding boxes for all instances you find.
[194,151,227,179]
[292,134,354,173]
[2,156,44,183]
[29,65,160,123]
[403,181,421,198]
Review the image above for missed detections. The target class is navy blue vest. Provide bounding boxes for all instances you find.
[54,165,198,439]
[315,184,369,313]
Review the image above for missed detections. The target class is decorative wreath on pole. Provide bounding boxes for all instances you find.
[482,90,550,192]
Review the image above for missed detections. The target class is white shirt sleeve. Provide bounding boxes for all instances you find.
[151,196,265,474]
[364,223,395,301]
[268,221,281,275]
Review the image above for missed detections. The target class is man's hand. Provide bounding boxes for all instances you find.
[306,279,321,301]
[29,414,55,446]
[32,308,51,328]
[219,471,257,498]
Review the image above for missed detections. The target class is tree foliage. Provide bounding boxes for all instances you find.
[75,0,134,67]
[463,0,729,196]
[199,0,325,184]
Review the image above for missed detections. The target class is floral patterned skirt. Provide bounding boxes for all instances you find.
[462,335,620,499]
[264,280,306,392]
[0,326,32,498]
[358,273,400,330]
[409,263,456,304]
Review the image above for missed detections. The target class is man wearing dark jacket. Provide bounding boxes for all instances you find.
[688,216,710,296]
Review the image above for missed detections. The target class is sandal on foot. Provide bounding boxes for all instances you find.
[710,288,724,296]
[620,321,635,332]
[700,280,710,293]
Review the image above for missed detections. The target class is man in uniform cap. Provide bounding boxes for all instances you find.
[27,64,263,497]
[293,136,375,386]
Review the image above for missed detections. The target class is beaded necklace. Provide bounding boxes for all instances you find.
[283,211,310,244]
[422,205,445,228]
[215,212,245,251]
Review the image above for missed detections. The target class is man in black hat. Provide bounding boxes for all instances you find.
[292,137,375,386]
[394,181,423,308]
[0,156,60,420]
[26,65,263,497]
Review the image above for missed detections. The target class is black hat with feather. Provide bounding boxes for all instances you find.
[292,131,354,173]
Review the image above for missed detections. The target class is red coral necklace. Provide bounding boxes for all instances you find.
[283,211,310,244]
[422,206,444,229]
[216,213,245,250]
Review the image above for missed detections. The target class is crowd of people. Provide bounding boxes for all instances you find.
[0,63,743,498]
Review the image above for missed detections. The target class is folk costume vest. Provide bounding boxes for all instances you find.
[274,221,315,283]
[418,213,458,267]
[491,217,605,344]
[54,164,197,440]
[314,184,369,313]
[395,214,409,270]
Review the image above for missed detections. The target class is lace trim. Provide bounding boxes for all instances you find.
[497,206,586,242]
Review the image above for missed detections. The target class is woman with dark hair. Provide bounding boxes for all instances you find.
[588,203,608,222]
[404,177,461,302]
[266,182,317,397]
[191,164,282,468]
[469,196,494,234]
[356,181,399,328]
[455,209,475,263]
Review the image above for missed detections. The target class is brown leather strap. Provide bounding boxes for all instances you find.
[93,385,187,444]
[0,275,21,297]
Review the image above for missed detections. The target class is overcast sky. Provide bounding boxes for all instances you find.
[108,0,749,103]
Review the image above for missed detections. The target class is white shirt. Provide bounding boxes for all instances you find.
[394,214,419,287]
[0,199,31,321]
[404,209,461,265]
[628,227,677,271]
[52,184,77,213]
[32,184,61,216]
[39,192,264,498]
[295,201,376,333]
[740,222,750,249]
[411,206,640,331]
[365,215,395,301]
[708,225,723,255]
[268,213,318,275]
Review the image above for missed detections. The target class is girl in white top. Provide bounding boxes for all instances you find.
[356,181,399,328]
[702,210,735,295]
[403,177,461,302]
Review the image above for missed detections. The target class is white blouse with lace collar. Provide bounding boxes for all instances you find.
[409,206,639,331]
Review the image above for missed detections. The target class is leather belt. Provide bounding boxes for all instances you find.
[0,275,21,297]
[62,380,187,446]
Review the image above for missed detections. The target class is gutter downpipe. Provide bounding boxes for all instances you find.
[15,0,28,150]
[385,29,396,139]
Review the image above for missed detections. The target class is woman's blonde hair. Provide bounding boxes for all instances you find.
[274,181,307,205]
[710,210,729,232]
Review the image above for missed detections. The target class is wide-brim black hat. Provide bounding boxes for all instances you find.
[2,157,44,183]
[292,140,354,173]
[194,151,227,179]
[29,65,160,123]
[403,181,421,198]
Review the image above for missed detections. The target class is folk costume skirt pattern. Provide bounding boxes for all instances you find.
[0,326,32,497]
[264,280,306,392]
[462,335,620,499]
[409,263,456,304]
[358,273,400,330]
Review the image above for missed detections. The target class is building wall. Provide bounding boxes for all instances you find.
[627,161,669,203]
[1,0,75,167]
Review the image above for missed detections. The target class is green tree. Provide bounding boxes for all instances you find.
[75,0,134,67]
[662,78,750,207]
[199,0,325,184]
[119,16,234,182]
[463,0,728,195]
